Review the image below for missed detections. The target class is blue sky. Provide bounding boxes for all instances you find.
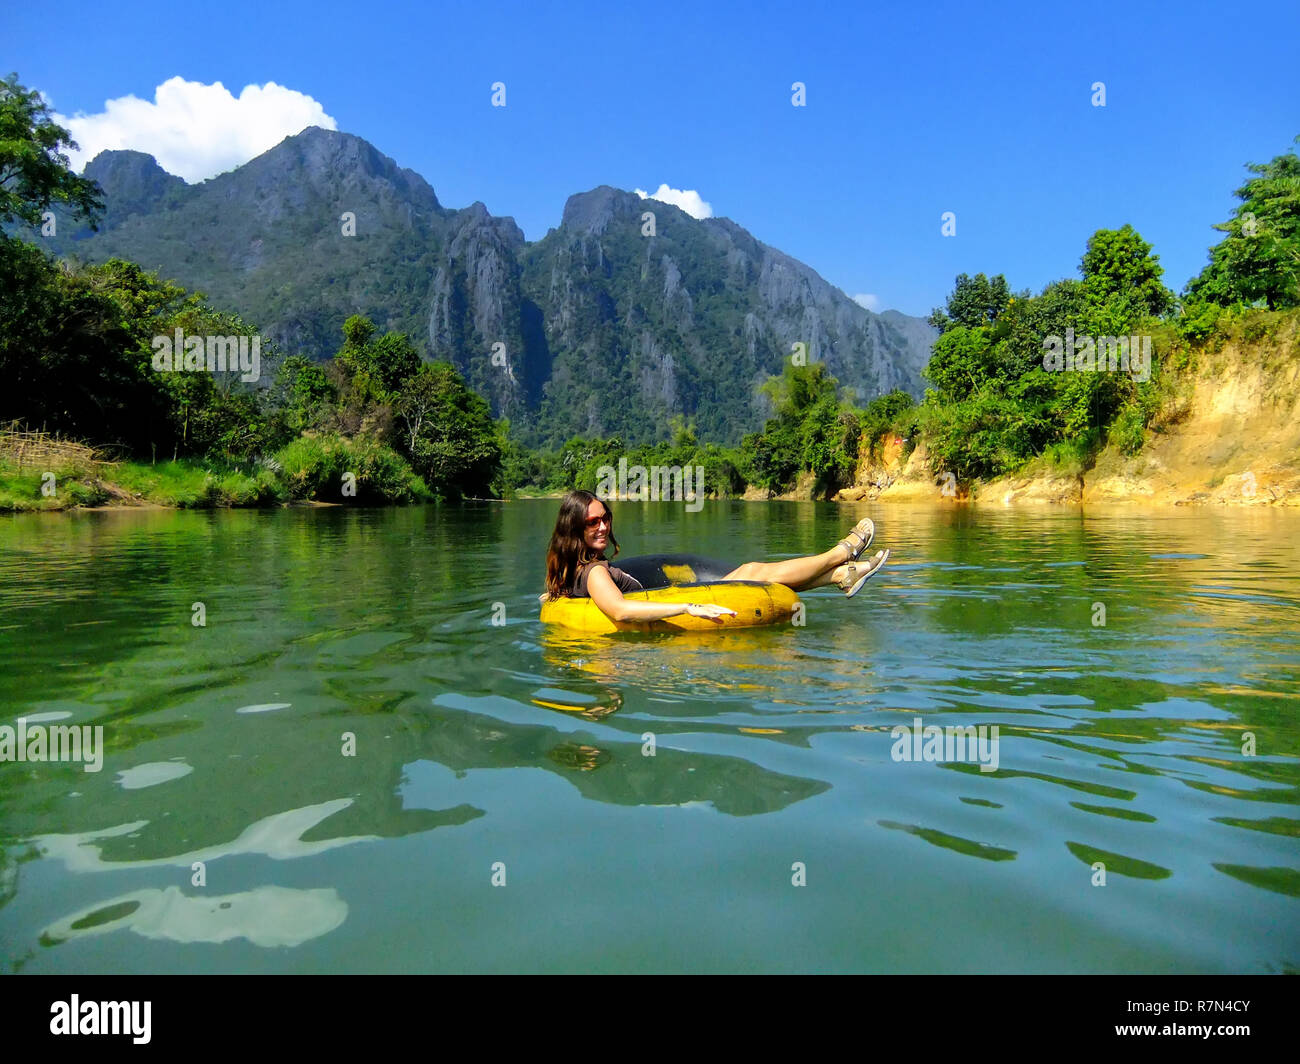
[4,0,1297,317]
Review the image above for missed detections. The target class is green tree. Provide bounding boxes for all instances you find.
[920,265,1120,479]
[0,72,103,228]
[759,360,839,415]
[922,389,1050,482]
[272,355,335,434]
[1079,225,1173,317]
[928,273,1012,333]
[327,315,426,440]
[923,326,995,403]
[740,362,861,494]
[335,315,422,402]
[860,390,916,459]
[1188,136,1300,310]
[371,332,422,394]
[396,362,502,498]
[490,420,543,496]
[741,421,800,492]
[0,251,202,452]
[341,314,376,350]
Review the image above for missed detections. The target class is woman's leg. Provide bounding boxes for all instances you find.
[800,564,848,590]
[722,545,848,591]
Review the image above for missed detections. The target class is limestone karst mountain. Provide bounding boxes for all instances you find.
[39,127,935,446]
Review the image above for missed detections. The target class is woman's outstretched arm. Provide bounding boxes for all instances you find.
[587,564,735,623]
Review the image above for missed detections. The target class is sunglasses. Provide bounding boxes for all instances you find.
[584,513,612,529]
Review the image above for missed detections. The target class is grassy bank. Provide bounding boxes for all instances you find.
[0,431,432,512]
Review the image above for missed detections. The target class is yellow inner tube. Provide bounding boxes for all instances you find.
[540,581,800,634]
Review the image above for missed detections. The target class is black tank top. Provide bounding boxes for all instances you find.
[573,559,643,598]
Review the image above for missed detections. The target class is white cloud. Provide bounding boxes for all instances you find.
[852,293,883,312]
[56,77,338,183]
[634,183,713,220]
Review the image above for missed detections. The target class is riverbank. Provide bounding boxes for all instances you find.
[835,316,1300,508]
[0,458,430,512]
[0,430,434,512]
[9,315,1297,514]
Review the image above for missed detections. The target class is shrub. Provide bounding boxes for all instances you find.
[275,434,430,503]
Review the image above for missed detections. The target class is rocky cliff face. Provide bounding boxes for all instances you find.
[81,150,185,222]
[427,202,531,418]
[516,187,934,443]
[1081,327,1300,506]
[36,128,935,445]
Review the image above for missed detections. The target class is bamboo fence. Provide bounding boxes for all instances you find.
[0,421,107,473]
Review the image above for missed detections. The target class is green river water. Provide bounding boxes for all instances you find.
[1,500,1297,973]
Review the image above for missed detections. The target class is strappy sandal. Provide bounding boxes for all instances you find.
[835,518,875,562]
[834,549,889,597]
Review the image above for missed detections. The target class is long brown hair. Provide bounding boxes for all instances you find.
[544,490,620,600]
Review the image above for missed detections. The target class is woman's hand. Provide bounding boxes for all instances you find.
[684,603,738,619]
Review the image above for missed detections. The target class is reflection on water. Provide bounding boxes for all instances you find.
[426,697,830,814]
[32,800,383,871]
[42,885,347,948]
[1,501,1298,973]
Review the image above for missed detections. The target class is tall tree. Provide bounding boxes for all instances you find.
[1079,224,1173,317]
[1188,136,1300,310]
[0,72,103,228]
[928,273,1013,334]
[396,362,502,498]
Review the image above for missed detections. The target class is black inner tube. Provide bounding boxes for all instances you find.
[613,554,737,591]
